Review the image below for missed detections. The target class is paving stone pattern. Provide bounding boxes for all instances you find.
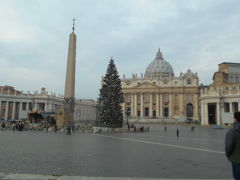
[0,124,233,179]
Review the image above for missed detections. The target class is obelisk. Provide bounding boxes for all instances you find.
[63,19,77,127]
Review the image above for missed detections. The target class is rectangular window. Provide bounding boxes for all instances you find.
[163,94,169,102]
[187,79,192,85]
[144,94,149,102]
[22,102,27,111]
[224,103,230,112]
[232,102,238,112]
[29,103,33,111]
[137,111,140,117]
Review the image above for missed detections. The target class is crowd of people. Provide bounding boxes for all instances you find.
[1,121,24,131]
[127,124,150,132]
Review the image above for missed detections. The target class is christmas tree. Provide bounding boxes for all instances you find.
[98,58,124,128]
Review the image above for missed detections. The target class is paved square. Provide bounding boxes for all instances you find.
[0,124,232,179]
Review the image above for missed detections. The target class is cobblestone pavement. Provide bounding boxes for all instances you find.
[0,124,233,179]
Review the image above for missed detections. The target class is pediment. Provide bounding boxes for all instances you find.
[134,82,159,89]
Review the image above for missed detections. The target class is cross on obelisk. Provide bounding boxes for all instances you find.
[72,18,76,32]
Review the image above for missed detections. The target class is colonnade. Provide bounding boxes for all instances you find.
[201,101,240,125]
[0,99,62,121]
[123,93,199,120]
[123,93,167,118]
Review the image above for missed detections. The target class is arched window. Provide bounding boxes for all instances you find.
[186,103,193,117]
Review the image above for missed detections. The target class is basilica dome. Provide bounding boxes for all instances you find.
[145,49,174,79]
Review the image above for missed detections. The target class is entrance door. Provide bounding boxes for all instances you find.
[153,110,156,118]
[208,103,216,124]
[186,103,193,120]
[163,108,169,117]
[144,107,149,117]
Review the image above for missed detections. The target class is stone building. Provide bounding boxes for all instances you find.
[121,49,200,122]
[0,86,97,126]
[0,86,62,121]
[200,62,240,125]
[56,99,97,127]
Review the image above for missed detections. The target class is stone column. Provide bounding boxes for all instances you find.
[194,94,199,121]
[122,101,126,117]
[52,104,55,112]
[34,103,37,111]
[19,102,23,114]
[216,102,221,125]
[169,94,172,118]
[149,93,153,117]
[5,101,9,120]
[229,102,233,113]
[26,102,29,112]
[12,102,16,120]
[200,102,204,126]
[205,103,208,125]
[134,94,137,117]
[0,101,2,118]
[44,103,48,111]
[131,94,134,117]
[160,94,163,118]
[156,94,159,117]
[140,94,143,117]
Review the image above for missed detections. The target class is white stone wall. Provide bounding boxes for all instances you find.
[0,89,97,123]
[74,99,97,126]
[200,85,240,125]
[0,92,63,120]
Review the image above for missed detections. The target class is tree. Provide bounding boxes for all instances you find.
[98,58,124,128]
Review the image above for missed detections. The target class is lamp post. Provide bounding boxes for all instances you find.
[126,108,130,127]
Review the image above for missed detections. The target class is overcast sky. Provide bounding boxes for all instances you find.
[0,0,240,100]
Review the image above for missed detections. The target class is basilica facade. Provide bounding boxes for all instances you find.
[121,49,200,122]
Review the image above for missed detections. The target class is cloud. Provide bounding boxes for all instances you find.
[0,0,240,99]
[0,2,37,44]
[0,57,64,95]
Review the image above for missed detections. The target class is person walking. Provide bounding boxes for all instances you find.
[66,126,71,135]
[1,122,5,130]
[164,126,167,132]
[54,125,57,132]
[225,111,240,180]
[176,128,179,138]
